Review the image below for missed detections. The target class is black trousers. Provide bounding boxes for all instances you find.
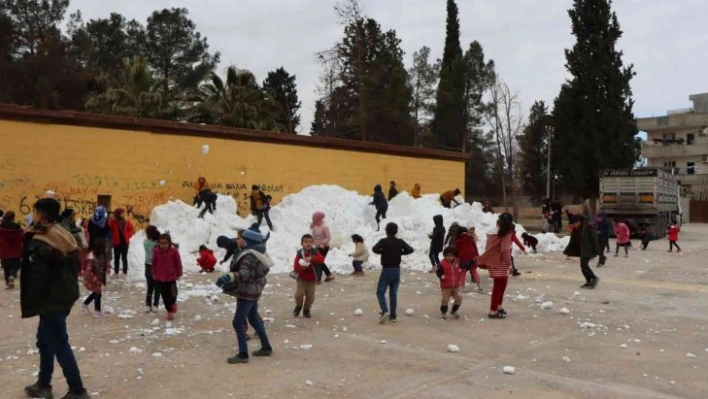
[315,246,332,280]
[1,258,20,284]
[256,209,273,230]
[375,209,387,227]
[198,200,216,218]
[145,264,160,307]
[580,257,597,283]
[83,292,102,311]
[113,243,129,274]
[669,240,681,251]
[156,281,177,312]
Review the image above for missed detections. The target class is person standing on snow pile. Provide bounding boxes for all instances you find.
[81,237,111,317]
[250,185,273,231]
[370,185,388,231]
[667,221,681,253]
[108,208,134,275]
[411,183,422,199]
[613,218,631,258]
[427,215,445,274]
[565,215,603,289]
[143,225,161,312]
[477,213,514,320]
[440,189,462,209]
[216,228,274,364]
[349,234,369,276]
[436,247,465,319]
[388,181,399,201]
[454,226,482,292]
[0,211,24,289]
[311,211,335,283]
[21,198,92,399]
[292,234,325,318]
[194,176,210,205]
[197,245,217,273]
[482,201,494,214]
[197,189,217,218]
[151,233,182,321]
[372,222,414,324]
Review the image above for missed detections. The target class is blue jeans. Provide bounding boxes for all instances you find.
[232,299,272,355]
[376,268,400,317]
[37,312,84,392]
[428,249,440,267]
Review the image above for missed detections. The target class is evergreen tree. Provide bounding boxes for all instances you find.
[518,100,550,202]
[408,46,439,146]
[70,13,145,74]
[263,67,301,133]
[552,0,637,200]
[431,0,466,149]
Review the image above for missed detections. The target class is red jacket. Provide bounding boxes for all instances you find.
[293,248,325,281]
[197,249,217,270]
[0,223,24,259]
[439,259,464,289]
[108,218,135,246]
[454,233,479,262]
[667,225,680,241]
[152,247,183,282]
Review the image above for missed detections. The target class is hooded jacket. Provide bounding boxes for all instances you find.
[411,185,421,199]
[438,258,464,289]
[667,224,680,241]
[197,249,217,270]
[454,232,479,262]
[293,248,325,281]
[311,212,331,248]
[152,246,183,282]
[614,222,631,244]
[372,185,388,211]
[21,223,80,318]
[429,215,445,252]
[0,221,24,259]
[108,210,135,246]
[222,248,273,300]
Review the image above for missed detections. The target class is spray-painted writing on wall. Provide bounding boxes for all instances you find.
[182,181,285,214]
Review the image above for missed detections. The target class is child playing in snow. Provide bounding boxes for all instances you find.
[311,212,334,282]
[81,238,111,317]
[197,245,217,273]
[428,215,445,273]
[477,213,515,319]
[152,233,183,320]
[217,233,242,266]
[143,225,161,312]
[372,222,414,324]
[613,218,631,257]
[454,226,481,292]
[292,234,325,318]
[349,234,369,276]
[638,225,653,250]
[520,232,538,253]
[510,224,527,276]
[667,221,681,253]
[444,222,461,247]
[565,215,603,289]
[436,247,464,319]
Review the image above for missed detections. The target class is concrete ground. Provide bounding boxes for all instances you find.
[1,225,707,399]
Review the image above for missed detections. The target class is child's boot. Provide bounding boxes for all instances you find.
[293,306,302,317]
[451,304,461,319]
[440,305,448,320]
[303,309,311,318]
[145,306,152,313]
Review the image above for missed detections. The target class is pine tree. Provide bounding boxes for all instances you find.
[518,100,550,202]
[430,0,466,149]
[263,67,301,133]
[552,0,637,200]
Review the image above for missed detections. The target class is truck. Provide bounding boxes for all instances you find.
[599,168,680,239]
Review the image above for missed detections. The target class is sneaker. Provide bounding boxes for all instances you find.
[316,281,322,285]
[441,313,447,320]
[451,311,460,319]
[145,306,153,313]
[227,354,249,364]
[151,307,158,313]
[166,312,175,321]
[81,303,90,313]
[60,388,91,399]
[252,347,273,357]
[477,285,484,292]
[590,277,600,288]
[7,276,14,289]
[303,309,311,318]
[580,282,592,288]
[379,311,389,324]
[388,316,397,323]
[512,270,521,277]
[428,268,437,274]
[94,311,106,318]
[325,275,335,282]
[24,382,54,399]
[293,306,302,317]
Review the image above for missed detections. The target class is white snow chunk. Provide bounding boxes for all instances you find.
[300,344,313,350]
[447,344,460,353]
[152,352,163,357]
[202,144,210,155]
[620,344,628,349]
[502,366,515,375]
[559,307,570,315]
[150,318,160,326]
[210,295,220,302]
[380,340,388,344]
[159,180,166,186]
[686,353,697,358]
[103,306,115,314]
[79,347,86,352]
[405,308,415,316]
[305,380,313,387]
[540,301,553,310]
[129,347,142,354]
[194,315,202,322]
[353,308,363,316]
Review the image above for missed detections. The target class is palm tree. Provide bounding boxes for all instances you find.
[192,66,284,131]
[85,56,173,119]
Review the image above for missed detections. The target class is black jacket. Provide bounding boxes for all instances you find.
[21,224,80,318]
[88,219,110,250]
[430,215,445,252]
[372,185,388,211]
[372,237,414,268]
[388,186,398,201]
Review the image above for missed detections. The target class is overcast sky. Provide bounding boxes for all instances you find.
[69,0,708,134]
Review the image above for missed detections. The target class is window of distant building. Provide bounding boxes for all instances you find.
[687,133,695,145]
[663,132,676,141]
[687,162,695,175]
[664,161,676,168]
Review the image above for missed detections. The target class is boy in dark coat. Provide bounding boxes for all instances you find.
[520,232,538,253]
[21,198,90,399]
[370,185,388,231]
[197,189,217,218]
[372,223,414,323]
[427,215,445,273]
[564,215,604,289]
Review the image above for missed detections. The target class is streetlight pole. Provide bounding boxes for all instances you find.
[546,125,555,199]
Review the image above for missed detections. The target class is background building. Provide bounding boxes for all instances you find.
[638,92,708,200]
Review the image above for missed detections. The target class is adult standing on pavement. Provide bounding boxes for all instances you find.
[108,208,135,275]
[551,197,563,233]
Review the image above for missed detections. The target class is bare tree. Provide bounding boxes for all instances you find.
[408,46,440,146]
[484,79,525,220]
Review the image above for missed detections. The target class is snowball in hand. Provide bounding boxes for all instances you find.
[298,259,310,267]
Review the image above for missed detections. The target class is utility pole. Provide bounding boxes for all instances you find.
[546,125,555,199]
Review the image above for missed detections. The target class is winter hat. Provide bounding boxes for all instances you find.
[216,236,233,248]
[311,211,325,228]
[242,228,263,247]
[33,198,61,222]
[93,206,107,220]
[114,208,125,218]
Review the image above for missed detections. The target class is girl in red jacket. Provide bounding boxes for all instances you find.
[667,221,681,253]
[437,247,464,319]
[454,227,482,292]
[108,208,135,275]
[152,234,183,320]
[292,234,325,318]
[197,245,217,273]
[81,238,111,317]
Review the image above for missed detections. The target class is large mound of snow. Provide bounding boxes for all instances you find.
[127,185,569,279]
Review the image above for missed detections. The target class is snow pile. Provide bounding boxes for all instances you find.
[126,185,570,278]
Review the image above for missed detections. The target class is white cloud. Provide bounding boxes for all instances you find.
[68,0,708,131]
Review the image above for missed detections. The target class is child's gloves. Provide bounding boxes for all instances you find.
[298,259,310,267]
[216,274,232,288]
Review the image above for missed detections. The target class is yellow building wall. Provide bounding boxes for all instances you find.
[0,120,464,227]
